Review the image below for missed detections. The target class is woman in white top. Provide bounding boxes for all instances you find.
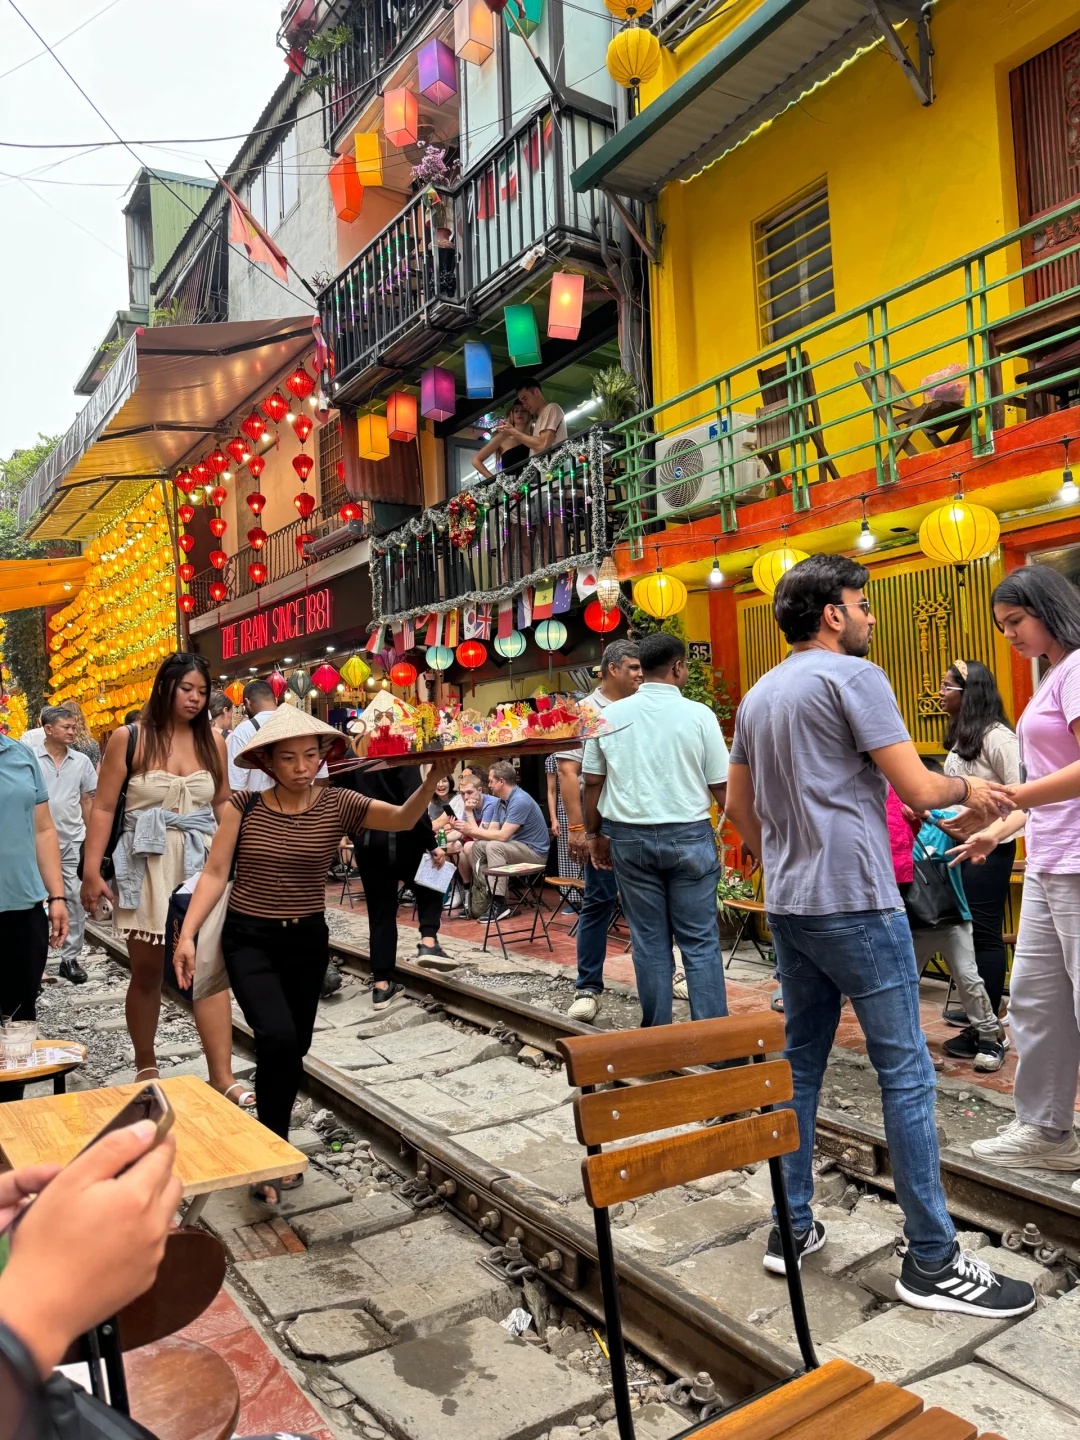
[939,658,1021,1058]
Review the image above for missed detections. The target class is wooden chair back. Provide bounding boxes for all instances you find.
[756,352,839,486]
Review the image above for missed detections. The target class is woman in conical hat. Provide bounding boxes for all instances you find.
[174,706,454,1204]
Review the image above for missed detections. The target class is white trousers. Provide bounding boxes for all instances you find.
[1010,870,1080,1132]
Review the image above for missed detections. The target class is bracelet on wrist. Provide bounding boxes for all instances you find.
[46,896,67,904]
[568,824,585,832]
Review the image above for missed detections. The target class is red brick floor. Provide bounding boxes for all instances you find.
[177,1288,334,1440]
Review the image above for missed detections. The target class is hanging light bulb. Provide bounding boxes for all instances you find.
[1063,446,1078,503]
[857,519,875,550]
[706,541,724,589]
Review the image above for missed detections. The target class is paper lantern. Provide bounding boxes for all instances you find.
[357,413,390,460]
[246,491,266,516]
[340,655,370,688]
[285,365,315,400]
[494,630,526,659]
[262,391,290,423]
[534,619,567,651]
[174,471,195,495]
[386,391,418,442]
[505,0,543,38]
[269,670,288,701]
[205,448,229,475]
[209,486,228,509]
[178,503,195,526]
[178,593,195,614]
[288,667,312,699]
[178,533,195,553]
[224,681,245,706]
[209,549,228,570]
[605,0,651,15]
[178,562,195,584]
[425,645,455,671]
[293,412,314,444]
[296,532,314,555]
[225,437,249,466]
[209,580,228,603]
[606,26,661,87]
[457,639,487,668]
[919,500,1000,566]
[548,272,585,342]
[454,0,495,64]
[294,491,316,520]
[421,366,456,421]
[246,454,266,480]
[312,662,341,693]
[751,546,810,597]
[191,460,210,485]
[247,527,268,549]
[390,661,418,688]
[248,560,268,585]
[504,304,542,366]
[633,569,687,617]
[584,600,620,633]
[595,554,621,613]
[339,500,363,523]
[209,517,227,538]
[418,37,457,104]
[328,152,363,221]
[241,411,267,445]
[464,342,494,399]
[384,88,418,148]
[354,130,383,185]
[292,453,314,483]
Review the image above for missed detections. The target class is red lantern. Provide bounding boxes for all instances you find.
[241,411,266,445]
[178,562,195,584]
[584,599,620,633]
[262,391,290,423]
[247,454,266,480]
[178,593,195,613]
[178,533,195,553]
[209,517,228,539]
[457,640,486,669]
[178,503,195,526]
[296,532,314,555]
[174,471,195,495]
[292,453,314,483]
[293,411,314,444]
[294,490,316,520]
[209,549,227,569]
[206,449,229,475]
[209,486,228,509]
[339,500,363,523]
[387,391,418,442]
[328,153,364,223]
[248,560,268,585]
[247,527,268,549]
[246,491,266,516]
[312,662,342,693]
[225,437,249,466]
[269,670,288,701]
[285,364,315,400]
[390,661,417,688]
[191,461,210,485]
[209,580,228,603]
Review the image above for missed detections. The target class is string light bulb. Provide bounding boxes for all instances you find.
[1062,443,1078,503]
[706,541,724,588]
[857,497,875,550]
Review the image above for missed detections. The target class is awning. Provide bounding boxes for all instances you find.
[0,558,90,611]
[571,0,927,202]
[19,316,316,541]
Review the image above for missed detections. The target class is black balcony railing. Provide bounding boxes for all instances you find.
[321,0,439,146]
[190,502,371,617]
[319,103,615,395]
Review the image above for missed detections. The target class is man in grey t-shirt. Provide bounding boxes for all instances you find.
[727,554,1032,1321]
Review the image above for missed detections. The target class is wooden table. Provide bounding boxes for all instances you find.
[0,1039,86,1095]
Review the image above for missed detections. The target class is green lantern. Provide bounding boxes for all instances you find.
[426,645,455,671]
[493,630,526,659]
[504,304,542,367]
[505,0,544,38]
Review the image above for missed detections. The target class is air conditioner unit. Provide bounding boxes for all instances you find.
[302,518,367,561]
[653,415,762,518]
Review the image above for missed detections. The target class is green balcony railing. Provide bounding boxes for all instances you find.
[612,195,1080,554]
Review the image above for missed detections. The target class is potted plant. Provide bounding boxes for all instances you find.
[410,145,459,245]
[590,364,639,423]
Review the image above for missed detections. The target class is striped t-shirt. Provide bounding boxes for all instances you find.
[228,787,370,919]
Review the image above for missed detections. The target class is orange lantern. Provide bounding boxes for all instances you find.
[390,661,417,688]
[386,391,418,442]
[454,0,495,64]
[357,414,390,461]
[225,680,245,706]
[354,131,383,186]
[383,88,419,148]
[328,153,363,221]
[548,271,585,342]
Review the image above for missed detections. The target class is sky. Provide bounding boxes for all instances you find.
[0,0,287,459]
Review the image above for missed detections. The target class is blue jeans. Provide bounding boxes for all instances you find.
[607,819,726,1027]
[768,907,955,1265]
[576,860,619,994]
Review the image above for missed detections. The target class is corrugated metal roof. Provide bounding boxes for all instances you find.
[572,0,903,202]
[148,176,215,286]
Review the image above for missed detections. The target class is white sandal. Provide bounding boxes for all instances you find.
[221,1081,257,1110]
[673,970,689,1000]
[134,1066,160,1080]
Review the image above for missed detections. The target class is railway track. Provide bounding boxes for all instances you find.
[84,922,1080,1415]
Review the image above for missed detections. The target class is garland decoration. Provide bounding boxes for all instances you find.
[448,492,478,550]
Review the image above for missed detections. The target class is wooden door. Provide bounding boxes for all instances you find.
[1011,29,1080,303]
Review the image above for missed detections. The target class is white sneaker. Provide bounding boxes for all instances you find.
[673,969,689,1000]
[970,1119,1080,1170]
[568,993,602,1023]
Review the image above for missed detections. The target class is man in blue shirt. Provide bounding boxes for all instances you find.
[450,760,549,919]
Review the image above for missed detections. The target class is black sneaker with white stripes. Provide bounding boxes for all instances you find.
[762,1220,826,1274]
[895,1243,1036,1317]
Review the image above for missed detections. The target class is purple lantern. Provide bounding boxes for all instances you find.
[418,37,457,105]
[421,365,456,421]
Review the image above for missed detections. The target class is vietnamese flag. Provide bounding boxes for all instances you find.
[217,171,290,282]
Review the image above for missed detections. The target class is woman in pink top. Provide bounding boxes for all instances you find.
[951,566,1080,1178]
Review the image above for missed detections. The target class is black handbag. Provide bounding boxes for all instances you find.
[78,725,138,883]
[903,844,964,931]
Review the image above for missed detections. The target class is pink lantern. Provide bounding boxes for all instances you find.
[420,365,456,421]
[269,670,288,702]
[418,37,457,105]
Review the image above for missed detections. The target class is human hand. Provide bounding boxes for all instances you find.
[568,828,589,861]
[588,833,612,870]
[80,870,112,916]
[0,1165,60,1232]
[0,1121,181,1377]
[431,847,447,867]
[964,777,1015,826]
[424,758,457,786]
[47,898,69,949]
[173,935,197,990]
[946,832,998,868]
[550,818,560,837]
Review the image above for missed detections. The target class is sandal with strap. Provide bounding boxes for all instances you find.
[221,1081,257,1111]
[134,1066,160,1081]
[672,970,689,1000]
[250,1173,303,1206]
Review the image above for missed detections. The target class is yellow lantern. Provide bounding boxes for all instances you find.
[357,413,390,461]
[606,26,661,88]
[340,654,371,689]
[604,0,651,15]
[918,499,1000,566]
[633,568,687,618]
[752,546,810,596]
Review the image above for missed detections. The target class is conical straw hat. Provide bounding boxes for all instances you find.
[233,704,348,771]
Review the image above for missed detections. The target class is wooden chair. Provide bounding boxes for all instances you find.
[854,360,972,456]
[558,1014,980,1440]
[64,1227,240,1440]
[724,868,772,971]
[756,351,840,493]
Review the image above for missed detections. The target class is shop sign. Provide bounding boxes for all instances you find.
[688,642,712,663]
[221,586,334,659]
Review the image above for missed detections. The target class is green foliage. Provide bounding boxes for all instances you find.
[0,434,62,720]
[0,433,59,513]
[716,867,755,920]
[305,21,353,59]
[629,606,734,727]
[590,365,639,423]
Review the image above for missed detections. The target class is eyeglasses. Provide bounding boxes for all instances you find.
[831,599,872,615]
[940,684,964,693]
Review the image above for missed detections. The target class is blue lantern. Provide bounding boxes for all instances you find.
[426,645,455,671]
[494,630,526,659]
[533,619,567,651]
[464,342,494,400]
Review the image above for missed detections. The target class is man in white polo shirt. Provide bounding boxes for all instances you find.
[582,631,729,1027]
[29,705,97,984]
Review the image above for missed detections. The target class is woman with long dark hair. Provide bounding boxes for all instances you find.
[937,658,1020,1069]
[951,566,1080,1178]
[80,653,249,1105]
